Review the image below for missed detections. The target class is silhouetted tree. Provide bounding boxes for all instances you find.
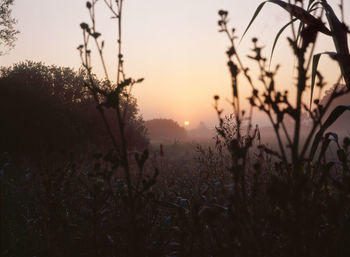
[0,61,148,156]
[145,118,187,142]
[0,0,19,55]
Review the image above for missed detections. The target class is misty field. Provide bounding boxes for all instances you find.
[1,0,350,257]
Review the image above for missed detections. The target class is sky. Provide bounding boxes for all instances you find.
[1,0,348,128]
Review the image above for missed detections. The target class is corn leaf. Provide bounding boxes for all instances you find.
[241,0,330,44]
[320,0,350,88]
[269,18,297,68]
[310,51,337,108]
[269,0,331,35]
[240,1,268,43]
[310,105,350,161]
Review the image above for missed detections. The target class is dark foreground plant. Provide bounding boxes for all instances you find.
[2,1,350,257]
[76,1,164,256]
[209,1,350,256]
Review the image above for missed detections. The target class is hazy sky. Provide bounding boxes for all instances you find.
[2,0,347,128]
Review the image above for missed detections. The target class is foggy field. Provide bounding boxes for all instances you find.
[1,0,350,257]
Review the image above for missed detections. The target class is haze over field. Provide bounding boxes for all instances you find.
[2,0,348,128]
[3,1,350,256]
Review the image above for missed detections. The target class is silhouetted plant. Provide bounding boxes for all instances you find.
[77,1,161,256]
[2,1,350,257]
[210,1,350,256]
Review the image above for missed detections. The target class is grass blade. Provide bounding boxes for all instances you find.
[310,52,337,108]
[321,0,350,88]
[269,0,331,35]
[240,1,268,43]
[269,18,297,68]
[242,0,330,47]
[310,53,321,108]
[309,105,350,160]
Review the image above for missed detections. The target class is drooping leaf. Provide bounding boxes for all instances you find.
[292,0,318,45]
[240,1,268,43]
[269,18,297,68]
[310,53,321,107]
[320,0,350,88]
[241,0,331,45]
[310,52,337,108]
[310,105,350,161]
[269,0,331,35]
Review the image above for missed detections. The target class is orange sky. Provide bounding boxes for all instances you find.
[1,0,348,128]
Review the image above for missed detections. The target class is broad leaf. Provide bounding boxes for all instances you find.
[241,0,331,44]
[320,0,350,88]
[269,0,331,35]
[310,105,350,161]
[310,52,337,108]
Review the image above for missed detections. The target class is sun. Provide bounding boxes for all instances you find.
[184,121,190,126]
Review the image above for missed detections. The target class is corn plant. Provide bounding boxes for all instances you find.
[213,1,350,256]
[241,0,350,164]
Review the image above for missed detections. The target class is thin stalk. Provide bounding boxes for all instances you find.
[117,0,123,85]
[281,121,293,147]
[288,0,297,41]
[222,23,287,162]
[292,50,306,168]
[305,8,324,71]
[90,3,110,82]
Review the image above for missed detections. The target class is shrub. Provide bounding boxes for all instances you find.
[0,61,148,156]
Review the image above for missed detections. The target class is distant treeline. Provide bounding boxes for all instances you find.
[0,61,149,157]
[145,118,187,143]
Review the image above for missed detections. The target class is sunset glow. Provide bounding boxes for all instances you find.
[2,0,346,126]
[3,1,350,253]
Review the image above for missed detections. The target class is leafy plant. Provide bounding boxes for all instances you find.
[2,1,350,257]
[211,1,350,256]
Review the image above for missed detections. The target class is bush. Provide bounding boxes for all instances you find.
[0,61,148,156]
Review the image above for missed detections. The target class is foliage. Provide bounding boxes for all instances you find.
[0,0,19,55]
[145,118,188,142]
[0,61,148,156]
[211,1,350,256]
[2,1,350,257]
[240,0,350,104]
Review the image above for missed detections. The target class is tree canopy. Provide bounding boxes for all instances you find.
[0,0,19,55]
[0,61,149,156]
